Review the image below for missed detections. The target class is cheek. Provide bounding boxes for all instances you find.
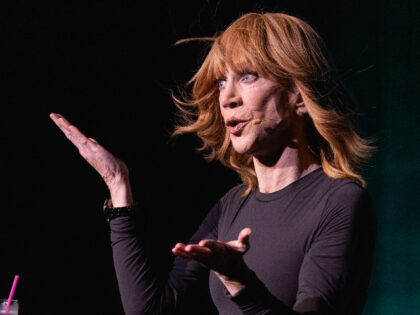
[251,86,286,113]
[219,103,227,120]
[252,92,293,137]
[258,91,289,124]
[271,88,293,121]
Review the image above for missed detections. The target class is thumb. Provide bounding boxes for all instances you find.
[237,227,252,252]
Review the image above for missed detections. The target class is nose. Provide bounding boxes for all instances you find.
[219,81,242,109]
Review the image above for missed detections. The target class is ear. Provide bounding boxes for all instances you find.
[295,96,308,116]
[290,83,308,117]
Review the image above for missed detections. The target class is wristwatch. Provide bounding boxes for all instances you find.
[103,199,137,222]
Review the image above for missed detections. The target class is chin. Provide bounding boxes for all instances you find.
[230,138,257,155]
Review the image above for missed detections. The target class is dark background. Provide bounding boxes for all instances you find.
[2,0,419,314]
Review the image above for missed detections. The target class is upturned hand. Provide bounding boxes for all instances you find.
[172,227,252,280]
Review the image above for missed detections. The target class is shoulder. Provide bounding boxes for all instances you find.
[325,178,371,212]
[315,174,374,229]
[309,169,371,207]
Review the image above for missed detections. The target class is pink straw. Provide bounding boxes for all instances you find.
[4,275,19,313]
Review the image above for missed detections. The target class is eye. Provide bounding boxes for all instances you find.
[242,72,258,83]
[215,78,227,90]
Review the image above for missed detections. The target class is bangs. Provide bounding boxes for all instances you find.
[207,24,267,81]
[210,43,259,79]
[204,16,291,86]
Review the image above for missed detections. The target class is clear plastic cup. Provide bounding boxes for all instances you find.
[0,299,18,315]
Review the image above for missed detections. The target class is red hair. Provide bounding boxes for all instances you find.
[172,12,374,195]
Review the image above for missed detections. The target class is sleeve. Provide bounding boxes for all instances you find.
[229,271,309,315]
[228,184,375,315]
[109,199,222,315]
[293,183,375,314]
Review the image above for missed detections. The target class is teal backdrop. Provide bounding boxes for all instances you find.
[319,0,420,313]
[357,1,420,314]
[308,1,420,313]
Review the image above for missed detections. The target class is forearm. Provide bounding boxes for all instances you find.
[109,206,207,315]
[110,215,164,314]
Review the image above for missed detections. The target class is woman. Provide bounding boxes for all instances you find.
[50,12,376,315]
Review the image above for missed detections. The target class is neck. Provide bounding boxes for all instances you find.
[253,118,321,194]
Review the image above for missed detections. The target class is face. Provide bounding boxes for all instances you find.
[217,67,300,157]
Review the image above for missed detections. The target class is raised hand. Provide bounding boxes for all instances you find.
[50,113,133,206]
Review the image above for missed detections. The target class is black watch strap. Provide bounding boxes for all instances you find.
[103,199,137,222]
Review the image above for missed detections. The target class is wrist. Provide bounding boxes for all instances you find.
[103,199,137,222]
[109,177,133,207]
[216,272,246,296]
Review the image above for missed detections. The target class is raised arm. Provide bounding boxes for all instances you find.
[49,113,216,314]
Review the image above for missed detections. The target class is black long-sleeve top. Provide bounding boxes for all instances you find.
[109,168,376,315]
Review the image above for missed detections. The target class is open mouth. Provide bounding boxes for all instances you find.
[226,119,249,135]
[227,120,240,127]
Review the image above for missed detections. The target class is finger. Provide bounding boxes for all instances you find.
[185,244,212,255]
[51,116,78,143]
[173,243,187,250]
[65,128,92,152]
[50,114,99,149]
[172,247,194,260]
[50,113,69,131]
[50,114,94,151]
[172,243,188,254]
[69,126,101,153]
[237,227,252,251]
[173,243,197,256]
[50,113,76,136]
[172,244,211,261]
[50,113,63,119]
[49,113,63,121]
[50,113,73,131]
[50,113,79,137]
